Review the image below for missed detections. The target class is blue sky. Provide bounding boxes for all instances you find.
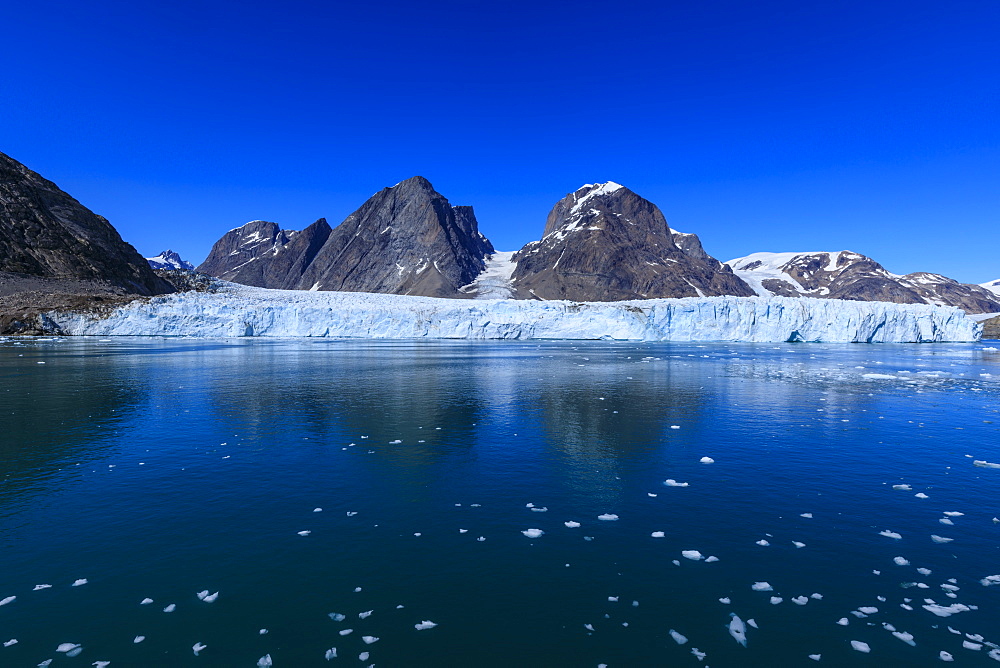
[3,0,997,281]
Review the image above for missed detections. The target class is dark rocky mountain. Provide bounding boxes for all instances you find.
[0,151,171,296]
[146,249,194,270]
[726,251,1000,314]
[508,182,754,301]
[198,177,494,298]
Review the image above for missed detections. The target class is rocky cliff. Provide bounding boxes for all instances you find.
[726,251,1000,314]
[198,177,494,298]
[508,182,754,301]
[0,151,171,295]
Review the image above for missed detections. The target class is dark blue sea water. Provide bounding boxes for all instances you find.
[1,337,999,667]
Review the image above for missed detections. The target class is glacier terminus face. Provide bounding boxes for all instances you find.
[43,283,981,343]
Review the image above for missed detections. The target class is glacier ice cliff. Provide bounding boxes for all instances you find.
[44,284,981,343]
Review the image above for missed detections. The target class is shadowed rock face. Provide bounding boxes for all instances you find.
[0,151,172,295]
[510,182,754,301]
[198,177,494,298]
[727,251,1000,314]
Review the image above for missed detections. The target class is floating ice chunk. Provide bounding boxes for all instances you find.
[793,541,806,548]
[193,642,207,655]
[792,596,808,605]
[808,655,821,661]
[800,513,813,518]
[328,613,346,621]
[197,590,219,602]
[359,652,369,661]
[257,655,272,667]
[892,631,916,646]
[747,619,758,628]
[705,556,719,562]
[522,528,544,538]
[931,535,954,543]
[597,514,618,521]
[964,640,983,650]
[973,460,1000,469]
[530,506,548,512]
[0,596,15,606]
[756,539,770,546]
[477,536,486,542]
[415,620,437,630]
[880,530,903,539]
[719,597,731,604]
[259,629,268,635]
[647,493,658,497]
[858,606,878,614]
[324,648,337,660]
[922,603,971,617]
[691,647,706,660]
[346,512,358,517]
[314,507,322,512]
[459,529,468,533]
[163,604,176,612]
[700,457,714,464]
[72,579,88,586]
[851,640,871,653]
[811,593,823,599]
[729,614,747,646]
[38,660,52,667]
[354,587,362,592]
[133,636,145,643]
[651,531,665,538]
[584,623,594,631]
[917,568,932,575]
[672,559,680,566]
[770,596,783,605]
[608,596,619,602]
[682,550,704,561]
[3,639,16,647]
[670,425,681,430]
[389,439,401,444]
[33,584,52,591]
[941,584,959,592]
[894,557,910,566]
[362,636,379,644]
[94,662,110,668]
[943,512,964,517]
[56,644,81,653]
[297,530,312,536]
[981,575,1000,587]
[915,493,929,499]
[669,629,688,644]
[893,484,912,490]
[339,629,353,636]
[837,618,849,626]
[752,582,773,592]
[664,479,689,487]
[941,651,954,661]
[939,519,954,525]
[359,610,373,619]
[565,521,581,528]
[140,598,153,605]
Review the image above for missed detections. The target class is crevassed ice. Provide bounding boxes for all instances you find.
[45,284,981,343]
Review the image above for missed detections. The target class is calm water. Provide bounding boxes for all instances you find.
[1,337,999,667]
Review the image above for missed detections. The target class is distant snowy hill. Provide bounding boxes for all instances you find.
[981,279,1000,297]
[725,251,1000,314]
[146,250,194,270]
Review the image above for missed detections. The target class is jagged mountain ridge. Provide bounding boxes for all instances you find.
[0,151,171,295]
[507,182,754,301]
[146,250,194,271]
[197,177,494,298]
[726,251,1000,314]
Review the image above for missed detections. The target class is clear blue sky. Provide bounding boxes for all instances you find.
[3,0,998,282]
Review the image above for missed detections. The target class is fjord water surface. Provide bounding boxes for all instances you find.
[1,338,998,666]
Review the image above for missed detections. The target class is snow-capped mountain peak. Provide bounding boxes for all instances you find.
[146,250,194,271]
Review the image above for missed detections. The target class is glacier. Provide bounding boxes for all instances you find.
[43,283,980,342]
